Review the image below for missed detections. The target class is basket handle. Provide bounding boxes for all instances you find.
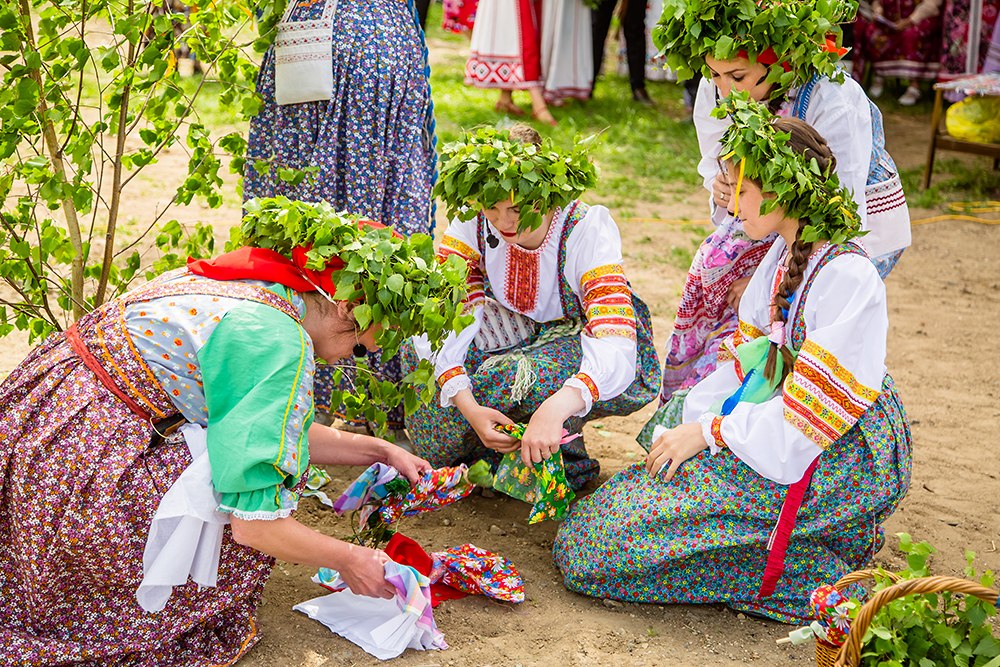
[832,568,901,591]
[835,576,1000,667]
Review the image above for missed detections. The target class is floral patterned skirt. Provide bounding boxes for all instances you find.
[853,2,944,81]
[553,375,912,623]
[401,299,660,490]
[0,333,272,666]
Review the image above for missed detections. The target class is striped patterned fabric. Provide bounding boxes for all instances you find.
[579,264,636,341]
[783,339,882,449]
[438,236,485,308]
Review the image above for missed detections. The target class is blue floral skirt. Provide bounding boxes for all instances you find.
[245,0,435,426]
[553,375,912,623]
[401,301,661,489]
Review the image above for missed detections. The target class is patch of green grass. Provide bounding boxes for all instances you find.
[664,224,707,271]
[901,158,1000,209]
[424,5,701,215]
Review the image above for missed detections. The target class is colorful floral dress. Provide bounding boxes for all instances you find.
[853,0,945,81]
[244,0,435,427]
[938,0,999,81]
[659,74,911,405]
[0,272,316,665]
[401,201,660,489]
[553,240,912,623]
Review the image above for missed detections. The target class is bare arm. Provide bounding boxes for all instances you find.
[307,422,431,483]
[229,515,395,598]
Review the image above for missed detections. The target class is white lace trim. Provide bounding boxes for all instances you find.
[439,374,472,408]
[220,503,298,521]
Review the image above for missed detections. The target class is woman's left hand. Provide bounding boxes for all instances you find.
[384,445,432,485]
[521,389,580,465]
[521,414,564,466]
[644,423,708,482]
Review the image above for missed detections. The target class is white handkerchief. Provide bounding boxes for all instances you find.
[294,562,447,660]
[137,424,229,613]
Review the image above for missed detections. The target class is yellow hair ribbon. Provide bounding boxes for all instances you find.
[733,158,746,217]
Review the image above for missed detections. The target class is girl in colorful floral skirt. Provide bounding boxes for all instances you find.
[402,125,660,490]
[553,97,912,622]
[0,200,464,665]
[653,0,912,406]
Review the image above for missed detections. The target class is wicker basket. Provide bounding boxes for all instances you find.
[814,570,1000,667]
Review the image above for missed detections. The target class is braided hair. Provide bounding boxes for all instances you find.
[762,118,838,384]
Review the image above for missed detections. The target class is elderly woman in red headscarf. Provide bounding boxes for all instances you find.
[0,200,464,666]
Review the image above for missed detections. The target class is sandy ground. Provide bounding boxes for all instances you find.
[2,91,999,667]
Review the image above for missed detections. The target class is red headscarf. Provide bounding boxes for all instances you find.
[187,220,393,297]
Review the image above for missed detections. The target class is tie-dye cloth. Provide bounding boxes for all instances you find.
[492,423,577,523]
[297,562,446,660]
[334,463,482,531]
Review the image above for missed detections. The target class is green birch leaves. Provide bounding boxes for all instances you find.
[435,127,599,233]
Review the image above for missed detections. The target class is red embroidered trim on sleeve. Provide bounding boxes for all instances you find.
[574,373,600,402]
[711,416,727,450]
[437,366,466,387]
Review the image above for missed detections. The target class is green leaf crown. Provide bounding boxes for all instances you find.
[434,127,599,233]
[714,92,863,244]
[653,0,858,91]
[233,197,472,357]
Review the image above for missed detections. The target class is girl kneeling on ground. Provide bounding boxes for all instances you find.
[402,125,660,489]
[554,96,912,623]
[655,0,912,406]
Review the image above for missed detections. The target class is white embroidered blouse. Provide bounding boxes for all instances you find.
[694,75,911,258]
[415,203,639,417]
[681,238,889,484]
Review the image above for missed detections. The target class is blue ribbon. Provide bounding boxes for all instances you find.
[720,369,756,416]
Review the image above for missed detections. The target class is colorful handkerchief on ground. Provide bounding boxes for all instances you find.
[430,544,525,603]
[385,533,468,607]
[491,424,577,524]
[301,464,334,507]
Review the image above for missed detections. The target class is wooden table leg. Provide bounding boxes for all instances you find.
[923,89,945,189]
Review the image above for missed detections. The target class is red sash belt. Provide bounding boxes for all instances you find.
[756,457,820,598]
[65,323,154,423]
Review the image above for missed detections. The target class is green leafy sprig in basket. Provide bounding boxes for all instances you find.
[434,127,599,234]
[714,91,864,245]
[857,535,999,667]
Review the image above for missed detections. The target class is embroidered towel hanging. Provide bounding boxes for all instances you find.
[274,0,338,106]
